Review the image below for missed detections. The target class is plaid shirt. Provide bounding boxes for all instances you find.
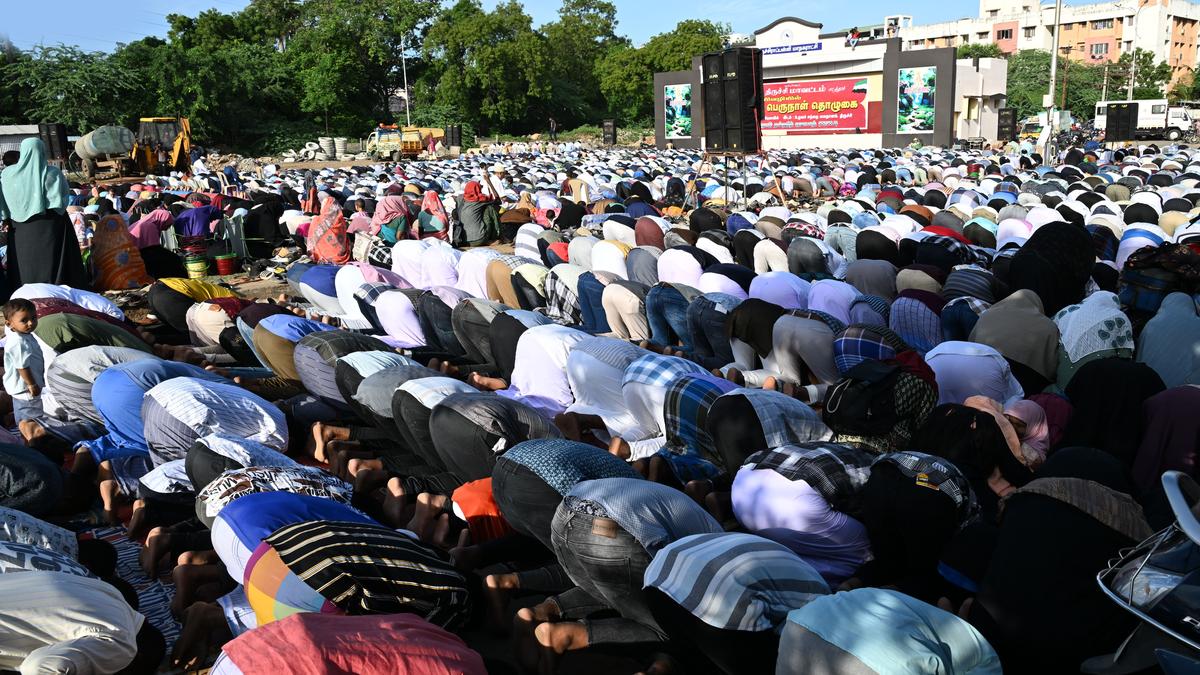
[874,451,979,527]
[849,295,892,324]
[663,372,739,460]
[943,295,991,317]
[834,324,909,375]
[735,388,832,450]
[622,353,707,389]
[743,442,875,515]
[544,272,582,325]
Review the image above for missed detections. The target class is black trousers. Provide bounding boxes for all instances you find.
[706,394,767,479]
[430,406,503,484]
[644,587,779,675]
[855,460,961,603]
[491,456,563,549]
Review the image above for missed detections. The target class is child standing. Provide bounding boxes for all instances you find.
[3,299,43,423]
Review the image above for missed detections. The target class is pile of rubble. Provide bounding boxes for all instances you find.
[281,136,369,163]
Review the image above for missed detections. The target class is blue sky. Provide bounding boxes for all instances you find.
[2,0,1095,50]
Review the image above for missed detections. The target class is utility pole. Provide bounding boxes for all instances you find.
[1046,0,1064,159]
[1060,46,1073,109]
[401,36,412,128]
[1102,63,1110,100]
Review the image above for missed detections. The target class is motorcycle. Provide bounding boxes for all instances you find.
[1084,471,1200,674]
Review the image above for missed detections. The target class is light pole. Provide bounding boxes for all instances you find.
[1046,0,1064,159]
[1125,1,1150,99]
[401,37,412,128]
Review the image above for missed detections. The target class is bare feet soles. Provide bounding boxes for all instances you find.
[467,372,507,391]
[607,436,631,460]
[484,572,521,635]
[534,621,589,675]
[406,492,450,543]
[308,421,351,463]
[382,478,412,528]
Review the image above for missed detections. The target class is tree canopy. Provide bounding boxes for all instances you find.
[0,0,727,152]
[1004,48,1173,120]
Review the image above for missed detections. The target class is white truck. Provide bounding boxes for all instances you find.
[1094,99,1196,141]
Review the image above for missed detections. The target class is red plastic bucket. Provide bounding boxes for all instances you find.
[214,254,238,275]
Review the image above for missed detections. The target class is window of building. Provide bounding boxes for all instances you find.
[1024,27,1036,38]
[978,32,989,39]
[988,9,999,17]
[1090,42,1109,57]
[997,28,1013,40]
[1092,19,1113,29]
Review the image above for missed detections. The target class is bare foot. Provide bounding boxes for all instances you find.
[203,364,231,378]
[18,419,47,447]
[554,412,584,441]
[514,601,561,671]
[607,436,630,461]
[467,372,507,391]
[449,542,483,573]
[637,653,683,675]
[141,527,170,577]
[485,572,521,635]
[381,478,412,527]
[127,500,149,540]
[171,601,229,671]
[99,480,124,525]
[535,621,589,674]
[763,375,780,391]
[684,479,714,506]
[346,457,383,478]
[704,490,732,522]
[406,492,450,543]
[308,421,350,463]
[725,367,744,386]
[439,361,460,377]
[352,467,388,495]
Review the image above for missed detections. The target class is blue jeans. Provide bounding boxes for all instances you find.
[687,297,734,369]
[12,396,43,423]
[577,273,611,333]
[646,284,692,351]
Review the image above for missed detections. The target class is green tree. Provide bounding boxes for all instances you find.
[958,43,1003,59]
[1006,49,1109,120]
[0,37,30,125]
[596,19,726,124]
[1118,48,1172,99]
[420,0,551,133]
[540,0,628,126]
[1,45,139,132]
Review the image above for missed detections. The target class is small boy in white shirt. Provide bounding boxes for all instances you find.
[3,299,43,423]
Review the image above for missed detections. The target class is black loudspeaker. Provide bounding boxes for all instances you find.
[702,47,763,152]
[446,125,462,147]
[997,108,1016,142]
[38,123,68,160]
[1106,102,1137,142]
[602,119,617,146]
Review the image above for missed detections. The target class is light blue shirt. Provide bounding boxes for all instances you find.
[3,329,43,398]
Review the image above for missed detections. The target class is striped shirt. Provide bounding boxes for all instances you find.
[435,392,561,449]
[144,377,288,454]
[265,520,470,629]
[644,532,830,632]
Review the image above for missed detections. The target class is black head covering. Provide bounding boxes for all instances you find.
[689,207,723,233]
[1008,222,1094,315]
[725,298,786,357]
[1061,358,1166,466]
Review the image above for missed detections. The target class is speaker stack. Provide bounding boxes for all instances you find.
[702,47,763,153]
[996,108,1016,142]
[445,125,462,147]
[38,123,69,161]
[602,119,617,146]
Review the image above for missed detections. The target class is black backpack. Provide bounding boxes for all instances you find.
[822,360,902,437]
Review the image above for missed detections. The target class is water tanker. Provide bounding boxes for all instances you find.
[74,125,135,161]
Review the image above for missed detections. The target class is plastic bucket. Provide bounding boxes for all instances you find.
[185,256,207,279]
[214,254,238,276]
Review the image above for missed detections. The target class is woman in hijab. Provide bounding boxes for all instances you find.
[414,191,449,240]
[1137,292,1200,388]
[1132,386,1200,492]
[307,196,350,265]
[1062,357,1166,465]
[127,208,186,279]
[1052,291,1135,388]
[0,138,88,289]
[370,195,410,245]
[455,181,500,246]
[967,448,1152,673]
[969,289,1059,394]
[1003,398,1051,460]
[1008,220,1094,315]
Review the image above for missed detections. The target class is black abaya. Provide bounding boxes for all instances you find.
[8,211,89,290]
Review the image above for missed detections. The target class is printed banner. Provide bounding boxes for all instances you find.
[897,66,937,133]
[761,78,870,133]
[664,84,693,139]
